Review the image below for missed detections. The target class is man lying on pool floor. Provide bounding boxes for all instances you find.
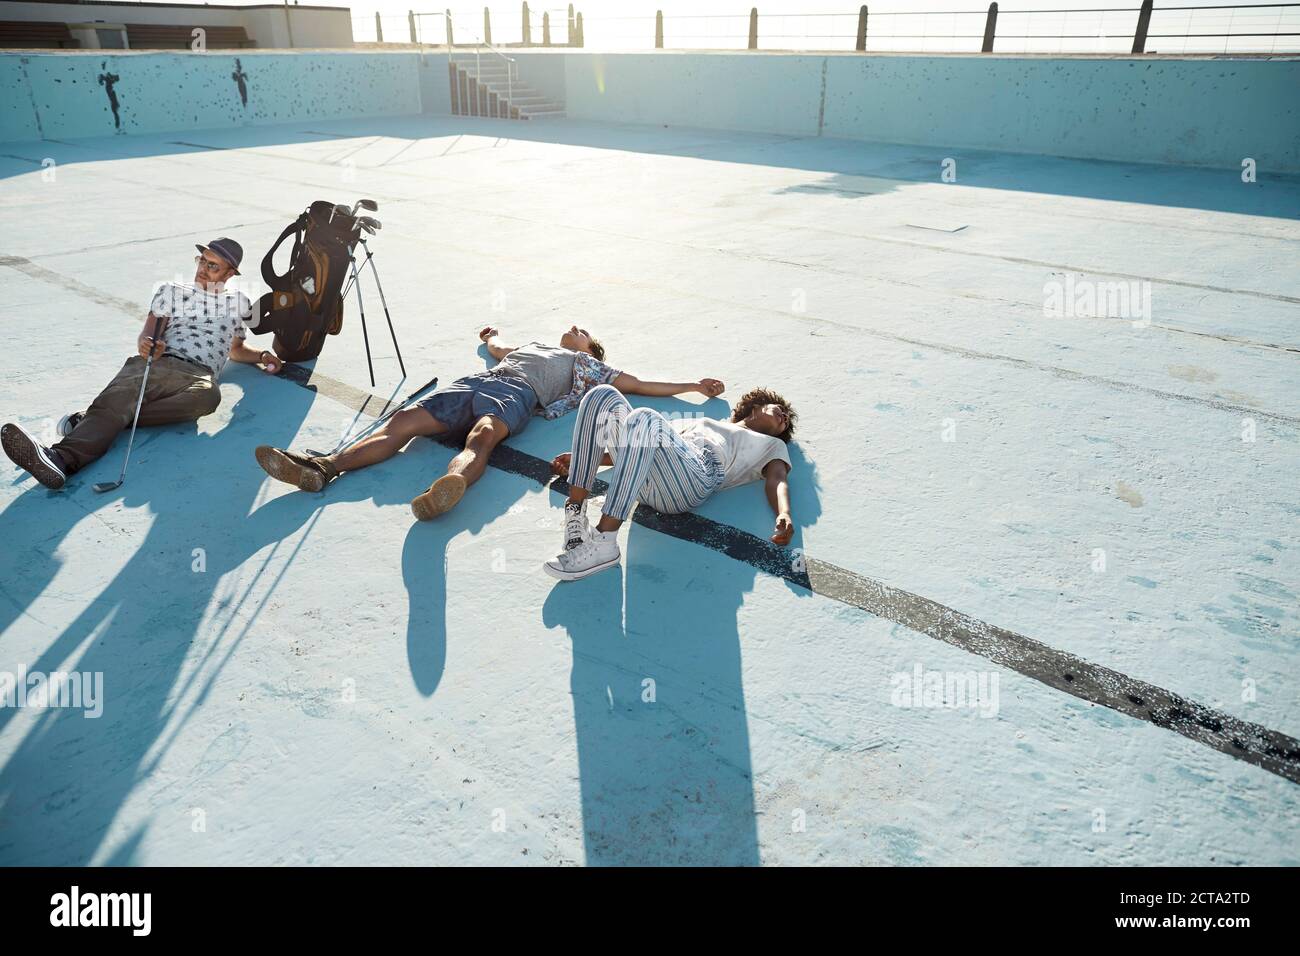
[544,383,797,581]
[255,325,725,520]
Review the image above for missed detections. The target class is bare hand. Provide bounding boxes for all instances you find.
[551,452,571,477]
[772,513,794,546]
[259,350,283,375]
[697,378,725,397]
[479,326,499,343]
[138,335,165,360]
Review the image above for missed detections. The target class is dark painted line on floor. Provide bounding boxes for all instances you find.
[279,361,1300,786]
[0,254,141,315]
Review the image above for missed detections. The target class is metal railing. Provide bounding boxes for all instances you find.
[354,4,581,47]
[467,30,516,107]
[354,2,1300,54]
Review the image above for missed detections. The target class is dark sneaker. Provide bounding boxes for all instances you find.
[255,446,337,492]
[2,423,68,490]
[56,410,86,437]
[411,474,466,521]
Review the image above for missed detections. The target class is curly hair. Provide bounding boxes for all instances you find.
[587,336,606,362]
[730,387,797,443]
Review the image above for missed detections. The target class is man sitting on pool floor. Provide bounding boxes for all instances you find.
[1,238,283,490]
[254,325,726,521]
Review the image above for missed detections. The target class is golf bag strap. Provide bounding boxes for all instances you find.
[260,213,307,291]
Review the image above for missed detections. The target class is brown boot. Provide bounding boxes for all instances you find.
[255,446,338,492]
[411,474,466,521]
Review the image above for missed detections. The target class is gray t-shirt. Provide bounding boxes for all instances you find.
[495,342,580,407]
[149,282,251,376]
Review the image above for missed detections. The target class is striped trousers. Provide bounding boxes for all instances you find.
[568,385,724,521]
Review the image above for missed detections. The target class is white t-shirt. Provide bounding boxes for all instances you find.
[673,418,792,491]
[149,282,252,377]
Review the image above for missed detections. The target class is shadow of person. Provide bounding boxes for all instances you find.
[542,532,762,865]
[0,366,323,865]
[401,449,531,697]
[538,431,823,865]
[0,482,105,641]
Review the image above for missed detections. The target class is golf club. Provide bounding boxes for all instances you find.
[93,314,166,493]
[328,203,351,224]
[304,373,439,458]
[350,198,379,217]
[357,216,382,233]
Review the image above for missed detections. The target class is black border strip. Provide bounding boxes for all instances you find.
[280,361,1300,786]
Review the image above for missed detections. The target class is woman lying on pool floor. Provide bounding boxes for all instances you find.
[544,384,797,581]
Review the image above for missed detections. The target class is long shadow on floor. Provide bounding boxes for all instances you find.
[0,368,323,865]
[540,448,823,865]
[400,463,531,698]
[543,535,763,865]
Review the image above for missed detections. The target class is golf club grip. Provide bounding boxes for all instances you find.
[150,312,169,356]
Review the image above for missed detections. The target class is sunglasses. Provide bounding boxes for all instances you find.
[194,255,228,274]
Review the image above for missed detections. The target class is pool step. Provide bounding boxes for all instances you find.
[448,51,566,120]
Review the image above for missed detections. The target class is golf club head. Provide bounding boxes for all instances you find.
[329,203,350,224]
[358,217,381,231]
[92,480,121,493]
[358,199,379,212]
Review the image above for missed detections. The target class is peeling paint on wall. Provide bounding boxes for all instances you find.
[3,50,1296,173]
[543,50,1300,172]
[96,64,121,131]
[2,52,425,141]
[232,58,249,108]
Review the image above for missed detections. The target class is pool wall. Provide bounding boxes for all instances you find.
[4,49,1297,172]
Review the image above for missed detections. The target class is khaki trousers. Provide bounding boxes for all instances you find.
[54,355,220,472]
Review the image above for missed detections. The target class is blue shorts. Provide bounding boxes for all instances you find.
[417,372,538,443]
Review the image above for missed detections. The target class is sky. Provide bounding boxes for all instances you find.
[151,1,1300,53]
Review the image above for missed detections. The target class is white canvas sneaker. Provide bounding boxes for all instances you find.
[562,500,590,552]
[543,529,620,581]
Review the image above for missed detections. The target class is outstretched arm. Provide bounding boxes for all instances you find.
[479,326,516,361]
[612,372,725,398]
[763,459,793,546]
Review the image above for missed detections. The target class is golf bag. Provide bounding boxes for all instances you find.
[251,201,354,362]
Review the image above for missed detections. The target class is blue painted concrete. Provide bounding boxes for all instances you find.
[0,114,1296,864]
[6,50,1296,171]
[2,51,423,142]
[820,55,1300,171]
[513,49,1300,171]
[0,58,42,142]
[416,51,454,116]
[558,51,826,136]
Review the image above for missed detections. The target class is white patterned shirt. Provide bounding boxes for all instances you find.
[148,282,252,376]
